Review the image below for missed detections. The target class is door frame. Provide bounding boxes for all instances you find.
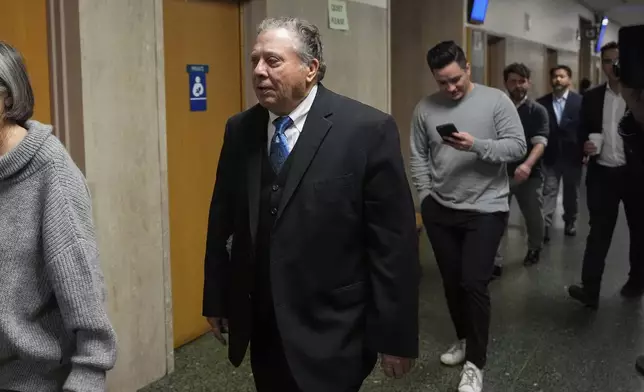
[45,0,175,375]
[46,0,86,173]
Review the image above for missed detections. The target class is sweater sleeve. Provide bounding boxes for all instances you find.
[409,102,432,202]
[470,93,527,163]
[530,103,550,147]
[42,162,117,392]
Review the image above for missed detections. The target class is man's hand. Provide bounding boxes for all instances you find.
[206,317,228,346]
[513,163,532,183]
[584,140,597,156]
[444,132,474,151]
[380,354,415,378]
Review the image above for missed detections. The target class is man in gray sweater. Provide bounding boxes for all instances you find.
[410,41,526,392]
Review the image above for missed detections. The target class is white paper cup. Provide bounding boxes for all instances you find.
[588,134,604,156]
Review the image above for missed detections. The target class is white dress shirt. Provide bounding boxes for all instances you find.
[597,85,627,167]
[552,89,569,125]
[267,84,318,152]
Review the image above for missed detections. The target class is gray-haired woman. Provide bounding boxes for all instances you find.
[0,42,117,391]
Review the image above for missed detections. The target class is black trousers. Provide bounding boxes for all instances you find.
[250,313,301,392]
[421,196,507,369]
[581,164,644,293]
[250,307,365,392]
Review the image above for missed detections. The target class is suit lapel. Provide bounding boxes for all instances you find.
[247,106,268,249]
[276,85,333,223]
[596,84,608,126]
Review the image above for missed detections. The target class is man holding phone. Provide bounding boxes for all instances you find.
[410,41,525,392]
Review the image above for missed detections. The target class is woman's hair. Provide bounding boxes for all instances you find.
[0,41,34,125]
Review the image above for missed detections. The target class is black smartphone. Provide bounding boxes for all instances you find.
[436,123,459,138]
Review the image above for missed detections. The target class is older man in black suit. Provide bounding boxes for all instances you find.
[201,17,419,392]
[537,66,584,241]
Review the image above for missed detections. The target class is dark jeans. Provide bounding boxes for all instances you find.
[421,196,507,369]
[496,176,545,264]
[581,164,644,293]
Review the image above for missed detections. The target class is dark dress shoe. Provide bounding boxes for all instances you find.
[564,222,577,236]
[523,249,541,266]
[621,280,644,298]
[492,265,503,279]
[568,284,599,309]
[636,355,644,375]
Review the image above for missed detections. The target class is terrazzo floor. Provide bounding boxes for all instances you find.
[142,181,644,392]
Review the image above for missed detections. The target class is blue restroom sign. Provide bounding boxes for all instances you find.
[187,64,209,112]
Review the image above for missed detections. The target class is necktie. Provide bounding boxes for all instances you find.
[554,98,564,125]
[269,116,294,173]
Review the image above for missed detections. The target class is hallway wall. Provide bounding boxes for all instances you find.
[557,50,581,89]
[390,0,466,205]
[243,0,389,113]
[77,0,170,390]
[479,0,591,52]
[504,37,548,98]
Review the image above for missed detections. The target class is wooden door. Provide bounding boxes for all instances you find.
[486,35,506,90]
[545,48,558,93]
[0,0,51,123]
[164,0,243,347]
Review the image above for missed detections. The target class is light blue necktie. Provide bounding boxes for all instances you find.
[553,98,564,125]
[269,116,293,173]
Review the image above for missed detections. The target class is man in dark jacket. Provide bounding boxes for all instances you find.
[567,40,643,308]
[202,17,419,392]
[537,66,584,240]
[608,23,644,376]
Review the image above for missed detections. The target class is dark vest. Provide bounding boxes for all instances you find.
[252,142,296,321]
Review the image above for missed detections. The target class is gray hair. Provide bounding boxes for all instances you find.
[0,42,34,125]
[258,17,327,82]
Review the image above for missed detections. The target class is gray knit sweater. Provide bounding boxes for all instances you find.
[0,121,117,391]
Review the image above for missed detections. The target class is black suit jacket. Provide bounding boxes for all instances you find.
[202,84,419,391]
[579,84,609,169]
[537,91,583,165]
[579,83,608,139]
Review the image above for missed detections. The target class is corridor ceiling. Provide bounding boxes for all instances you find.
[579,0,644,26]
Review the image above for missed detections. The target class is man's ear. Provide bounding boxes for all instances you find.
[306,59,320,83]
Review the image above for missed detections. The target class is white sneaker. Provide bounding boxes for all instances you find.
[440,339,466,366]
[458,361,483,392]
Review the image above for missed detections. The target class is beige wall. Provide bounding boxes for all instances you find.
[77,0,171,390]
[504,37,548,98]
[390,0,466,205]
[557,50,580,89]
[477,0,590,52]
[243,0,390,113]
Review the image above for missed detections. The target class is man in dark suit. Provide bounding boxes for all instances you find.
[611,24,644,375]
[537,65,584,241]
[202,17,419,392]
[568,41,644,308]
[569,36,644,309]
